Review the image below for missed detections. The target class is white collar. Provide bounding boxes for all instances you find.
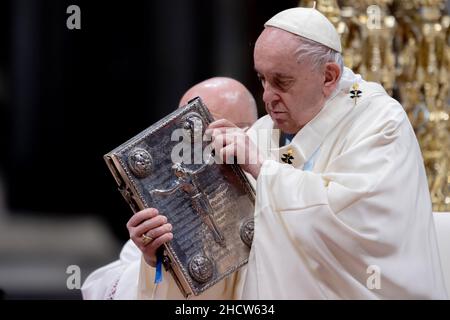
[270,67,362,167]
[328,67,362,101]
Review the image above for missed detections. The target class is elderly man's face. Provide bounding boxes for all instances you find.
[254,27,327,134]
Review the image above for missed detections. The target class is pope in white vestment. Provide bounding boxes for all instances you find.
[211,7,447,299]
[241,66,448,299]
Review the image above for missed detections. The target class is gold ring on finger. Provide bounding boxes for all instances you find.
[142,233,153,246]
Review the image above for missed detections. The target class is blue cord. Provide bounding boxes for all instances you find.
[154,253,163,284]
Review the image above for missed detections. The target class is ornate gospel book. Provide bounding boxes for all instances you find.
[104,97,255,297]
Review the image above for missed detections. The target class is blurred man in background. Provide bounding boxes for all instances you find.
[179,77,258,129]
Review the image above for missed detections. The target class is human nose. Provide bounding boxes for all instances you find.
[262,83,280,106]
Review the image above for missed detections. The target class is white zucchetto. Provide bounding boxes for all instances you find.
[265,7,342,53]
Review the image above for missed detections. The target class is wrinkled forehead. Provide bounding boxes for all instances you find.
[255,27,300,54]
[254,28,302,75]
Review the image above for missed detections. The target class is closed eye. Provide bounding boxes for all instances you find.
[274,77,294,91]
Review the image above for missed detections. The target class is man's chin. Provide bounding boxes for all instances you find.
[272,119,299,134]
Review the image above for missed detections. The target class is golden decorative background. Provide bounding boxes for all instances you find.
[302,0,450,211]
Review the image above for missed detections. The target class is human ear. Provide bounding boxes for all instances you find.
[323,62,340,97]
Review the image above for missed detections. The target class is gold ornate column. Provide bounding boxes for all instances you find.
[407,1,450,211]
[299,0,450,211]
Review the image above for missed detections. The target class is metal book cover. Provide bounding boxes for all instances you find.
[103,97,255,297]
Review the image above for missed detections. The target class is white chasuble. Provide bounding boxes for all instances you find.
[242,76,448,299]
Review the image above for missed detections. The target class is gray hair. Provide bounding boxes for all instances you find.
[294,36,343,79]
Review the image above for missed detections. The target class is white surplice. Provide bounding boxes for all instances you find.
[81,240,141,299]
[241,68,448,299]
[81,239,247,299]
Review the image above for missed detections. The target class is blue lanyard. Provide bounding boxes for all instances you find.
[154,252,163,284]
